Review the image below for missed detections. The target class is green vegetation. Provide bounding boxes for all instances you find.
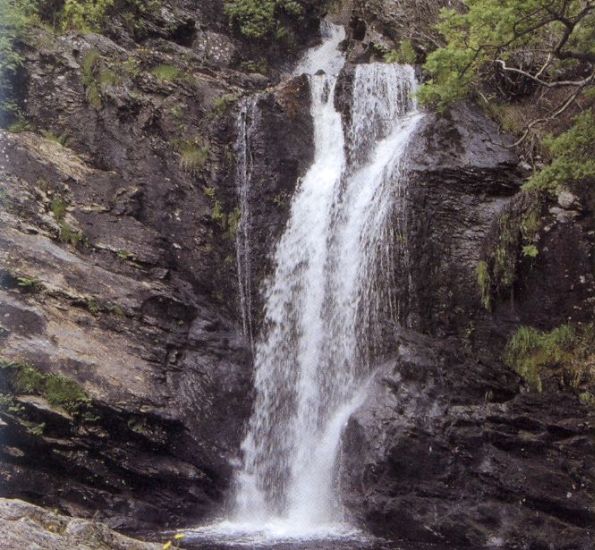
[117,249,135,261]
[48,193,86,247]
[177,139,209,174]
[16,275,43,292]
[504,324,594,393]
[58,221,86,246]
[202,186,242,239]
[0,0,39,122]
[210,94,238,118]
[81,48,103,109]
[7,117,31,132]
[0,358,90,414]
[224,0,305,39]
[85,297,99,315]
[522,244,539,258]
[150,64,182,82]
[42,129,70,146]
[419,1,594,192]
[525,109,595,192]
[475,192,545,309]
[61,0,115,32]
[61,0,160,33]
[50,195,67,221]
[419,1,594,109]
[385,39,417,65]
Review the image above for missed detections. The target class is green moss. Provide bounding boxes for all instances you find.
[504,324,594,392]
[0,358,90,414]
[150,64,182,82]
[520,206,542,242]
[41,129,69,146]
[210,94,238,118]
[98,67,119,88]
[7,118,32,133]
[202,186,216,199]
[211,200,225,224]
[226,207,241,239]
[522,244,539,258]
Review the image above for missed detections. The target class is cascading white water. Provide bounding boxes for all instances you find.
[192,22,423,545]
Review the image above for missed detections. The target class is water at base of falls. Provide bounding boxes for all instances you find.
[189,21,423,547]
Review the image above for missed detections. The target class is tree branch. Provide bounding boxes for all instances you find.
[495,59,594,88]
[508,76,593,148]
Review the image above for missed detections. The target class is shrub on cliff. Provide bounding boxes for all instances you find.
[419,0,594,191]
[224,0,305,39]
[0,0,37,122]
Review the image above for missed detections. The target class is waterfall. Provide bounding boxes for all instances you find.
[235,96,260,352]
[194,22,423,544]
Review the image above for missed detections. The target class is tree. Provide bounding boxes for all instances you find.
[419,0,594,189]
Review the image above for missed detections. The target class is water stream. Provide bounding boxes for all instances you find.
[189,22,423,548]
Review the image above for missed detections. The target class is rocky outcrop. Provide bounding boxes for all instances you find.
[0,498,160,549]
[342,330,593,549]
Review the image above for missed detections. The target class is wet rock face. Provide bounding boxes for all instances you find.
[341,332,593,549]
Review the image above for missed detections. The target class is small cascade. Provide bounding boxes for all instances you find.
[234,96,260,351]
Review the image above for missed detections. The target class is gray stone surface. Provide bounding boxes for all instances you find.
[0,499,160,549]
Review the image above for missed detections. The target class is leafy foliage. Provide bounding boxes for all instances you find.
[61,0,159,32]
[61,0,115,31]
[0,0,39,122]
[525,109,595,191]
[385,39,417,65]
[224,0,305,39]
[419,0,595,109]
